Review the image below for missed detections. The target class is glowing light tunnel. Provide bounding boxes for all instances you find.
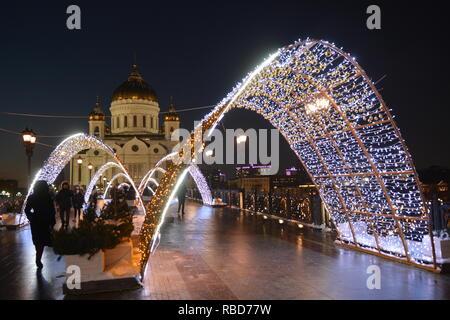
[139,38,437,274]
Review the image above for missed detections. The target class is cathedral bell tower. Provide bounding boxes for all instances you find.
[88,97,106,139]
[164,97,180,141]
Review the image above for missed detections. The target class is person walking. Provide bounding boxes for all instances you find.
[73,185,84,222]
[177,183,187,217]
[89,188,98,211]
[55,181,73,229]
[25,180,56,269]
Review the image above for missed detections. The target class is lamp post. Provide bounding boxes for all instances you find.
[21,128,37,187]
[88,163,93,182]
[76,156,83,186]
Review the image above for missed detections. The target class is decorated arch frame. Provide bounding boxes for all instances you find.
[139,39,437,274]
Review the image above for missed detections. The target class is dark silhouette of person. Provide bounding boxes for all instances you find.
[177,183,187,217]
[72,185,84,222]
[55,181,73,229]
[25,180,56,269]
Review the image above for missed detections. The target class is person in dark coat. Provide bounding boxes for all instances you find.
[72,185,84,222]
[89,188,98,210]
[55,181,73,229]
[177,183,187,217]
[25,180,56,269]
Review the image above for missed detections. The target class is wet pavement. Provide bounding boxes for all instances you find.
[1,201,450,300]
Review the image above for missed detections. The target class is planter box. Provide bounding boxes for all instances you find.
[435,238,450,261]
[65,251,108,283]
[104,240,133,269]
[1,213,28,229]
[62,240,141,295]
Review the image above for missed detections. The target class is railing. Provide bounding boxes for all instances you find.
[188,188,334,229]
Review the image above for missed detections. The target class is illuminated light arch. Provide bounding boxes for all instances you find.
[138,167,166,194]
[146,186,155,195]
[146,177,159,188]
[137,152,175,192]
[103,173,129,198]
[188,164,213,206]
[118,182,131,189]
[100,172,145,212]
[22,134,146,220]
[22,134,123,213]
[84,161,123,203]
[139,39,437,275]
[140,161,212,207]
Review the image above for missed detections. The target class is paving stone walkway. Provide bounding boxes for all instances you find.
[1,201,450,299]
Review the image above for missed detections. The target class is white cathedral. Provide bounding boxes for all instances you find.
[69,64,180,188]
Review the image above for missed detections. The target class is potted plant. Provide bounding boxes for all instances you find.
[53,197,140,291]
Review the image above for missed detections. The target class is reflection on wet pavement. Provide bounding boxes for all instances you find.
[1,201,449,299]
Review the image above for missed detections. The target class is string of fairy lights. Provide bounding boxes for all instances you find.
[22,134,147,219]
[19,38,437,275]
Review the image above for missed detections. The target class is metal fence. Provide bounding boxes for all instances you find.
[188,188,333,229]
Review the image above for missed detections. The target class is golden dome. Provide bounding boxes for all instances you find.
[112,64,158,102]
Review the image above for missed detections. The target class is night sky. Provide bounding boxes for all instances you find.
[0,0,449,187]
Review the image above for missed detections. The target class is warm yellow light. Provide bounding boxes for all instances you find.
[306,103,317,114]
[306,97,330,115]
[30,136,36,144]
[316,97,330,109]
[22,134,31,142]
[88,163,93,170]
[77,157,83,164]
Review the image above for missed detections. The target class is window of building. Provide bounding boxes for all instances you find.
[133,115,137,127]
[151,117,154,129]
[117,117,120,129]
[143,116,146,127]
[124,116,128,127]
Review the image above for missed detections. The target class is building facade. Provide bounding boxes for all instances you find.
[70,64,180,188]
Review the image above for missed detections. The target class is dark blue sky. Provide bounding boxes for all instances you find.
[0,0,449,187]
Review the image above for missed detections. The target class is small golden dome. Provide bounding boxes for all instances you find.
[89,97,106,121]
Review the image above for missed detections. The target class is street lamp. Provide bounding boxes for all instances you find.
[88,163,93,182]
[21,128,37,187]
[77,156,83,185]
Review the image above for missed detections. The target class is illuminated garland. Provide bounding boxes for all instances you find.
[84,162,123,203]
[22,134,120,216]
[117,182,131,189]
[22,134,146,222]
[139,38,437,273]
[188,165,213,206]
